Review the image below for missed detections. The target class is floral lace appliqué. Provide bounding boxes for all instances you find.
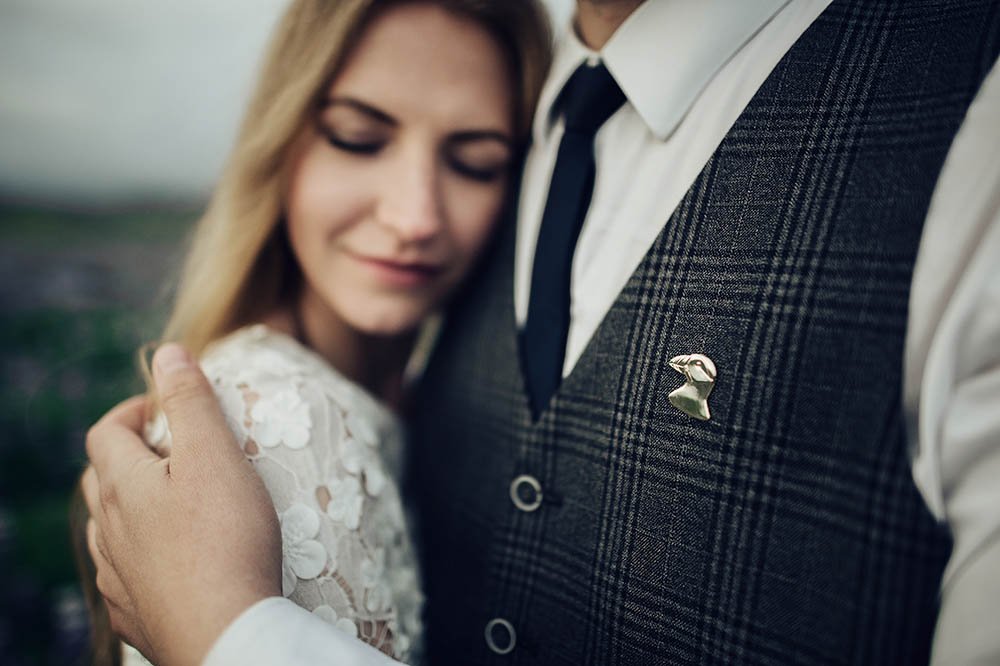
[140,325,423,664]
[281,503,328,596]
[251,388,312,449]
[324,476,364,530]
[313,604,360,638]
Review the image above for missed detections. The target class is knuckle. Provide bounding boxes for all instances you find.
[107,606,126,637]
[160,370,208,407]
[84,423,103,460]
[98,482,118,510]
[95,570,113,600]
[85,518,99,553]
[107,606,142,653]
[80,468,98,509]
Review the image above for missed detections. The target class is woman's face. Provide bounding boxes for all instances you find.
[286,2,515,338]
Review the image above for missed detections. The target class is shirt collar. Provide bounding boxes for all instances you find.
[534,0,792,142]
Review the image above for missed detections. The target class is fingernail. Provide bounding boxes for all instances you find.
[155,343,192,376]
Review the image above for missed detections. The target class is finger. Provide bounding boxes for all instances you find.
[152,343,241,469]
[88,519,121,600]
[95,566,130,614]
[94,394,147,435]
[87,519,133,613]
[86,519,137,642]
[86,517,110,569]
[106,604,151,659]
[80,466,104,522]
[86,399,159,482]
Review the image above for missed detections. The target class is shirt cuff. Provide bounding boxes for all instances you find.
[202,597,402,666]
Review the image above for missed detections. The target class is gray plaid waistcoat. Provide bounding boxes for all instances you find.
[409,1,1000,663]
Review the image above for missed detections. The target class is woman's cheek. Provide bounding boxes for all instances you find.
[451,178,507,254]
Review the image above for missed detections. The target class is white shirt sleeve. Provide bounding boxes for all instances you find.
[905,56,1000,665]
[202,598,402,666]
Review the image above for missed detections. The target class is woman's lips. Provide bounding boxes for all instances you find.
[351,253,444,287]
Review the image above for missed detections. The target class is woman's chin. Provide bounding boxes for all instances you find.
[348,309,426,339]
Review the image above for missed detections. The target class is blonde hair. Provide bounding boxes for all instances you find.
[164,0,552,359]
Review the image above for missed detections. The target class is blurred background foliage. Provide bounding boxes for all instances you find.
[0,206,196,664]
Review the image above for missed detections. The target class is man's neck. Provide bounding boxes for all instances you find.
[575,0,645,50]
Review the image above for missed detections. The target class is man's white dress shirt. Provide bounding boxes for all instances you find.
[205,1,1000,663]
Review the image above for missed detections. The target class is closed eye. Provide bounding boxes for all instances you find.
[446,155,507,183]
[321,128,383,155]
[317,97,394,156]
[445,130,513,184]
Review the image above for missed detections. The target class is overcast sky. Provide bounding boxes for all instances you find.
[0,0,572,205]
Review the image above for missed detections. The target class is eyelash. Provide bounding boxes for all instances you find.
[446,156,506,183]
[322,130,381,155]
[322,129,505,183]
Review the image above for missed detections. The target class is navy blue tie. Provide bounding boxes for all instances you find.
[522,62,626,416]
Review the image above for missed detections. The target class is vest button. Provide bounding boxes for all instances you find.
[485,617,516,655]
[509,474,543,512]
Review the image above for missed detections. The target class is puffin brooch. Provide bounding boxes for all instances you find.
[667,353,717,421]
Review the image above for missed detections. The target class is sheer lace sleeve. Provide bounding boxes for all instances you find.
[143,325,423,664]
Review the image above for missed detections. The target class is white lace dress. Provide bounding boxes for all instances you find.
[125,324,424,664]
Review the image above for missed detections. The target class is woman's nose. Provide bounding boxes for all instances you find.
[377,147,444,242]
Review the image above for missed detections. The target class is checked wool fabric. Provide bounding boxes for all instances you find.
[410,1,1000,664]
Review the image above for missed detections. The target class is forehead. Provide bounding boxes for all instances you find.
[326,3,513,130]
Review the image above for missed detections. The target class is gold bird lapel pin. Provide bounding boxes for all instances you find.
[668,353,716,421]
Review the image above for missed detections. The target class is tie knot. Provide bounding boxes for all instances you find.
[558,61,626,134]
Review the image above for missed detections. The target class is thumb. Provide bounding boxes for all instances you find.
[152,343,241,469]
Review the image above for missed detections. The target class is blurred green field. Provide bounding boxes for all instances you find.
[0,205,196,665]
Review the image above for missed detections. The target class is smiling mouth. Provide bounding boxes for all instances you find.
[352,253,445,286]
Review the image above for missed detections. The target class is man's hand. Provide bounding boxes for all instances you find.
[81,344,282,666]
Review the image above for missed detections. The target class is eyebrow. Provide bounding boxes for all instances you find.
[323,97,396,125]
